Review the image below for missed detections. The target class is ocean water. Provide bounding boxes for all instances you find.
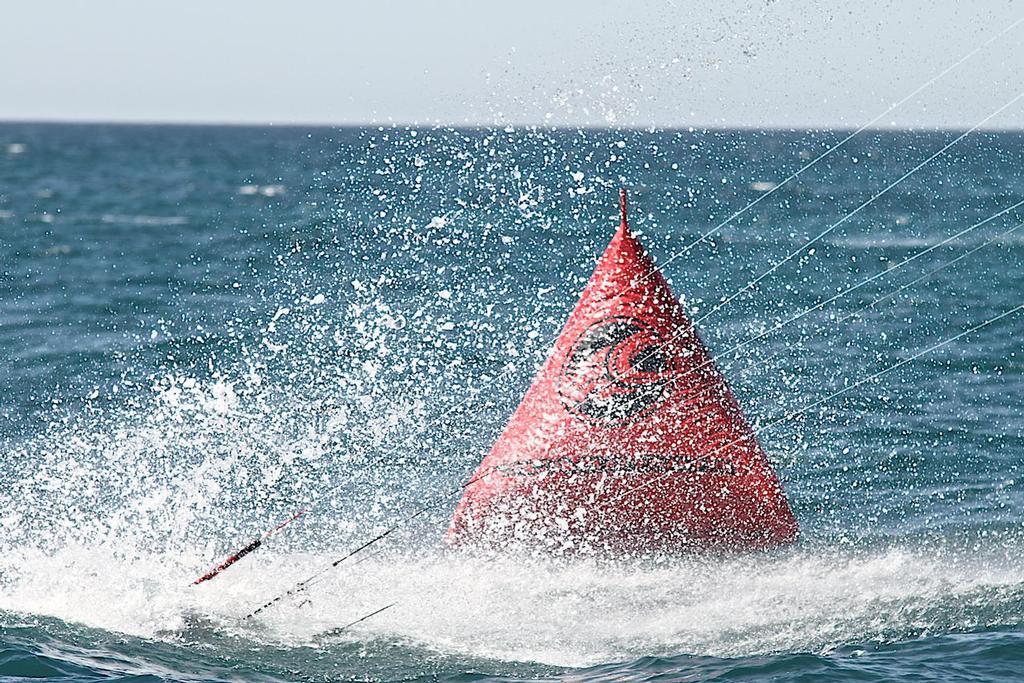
[0,122,1022,682]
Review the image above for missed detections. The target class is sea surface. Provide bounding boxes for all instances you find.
[0,122,1022,682]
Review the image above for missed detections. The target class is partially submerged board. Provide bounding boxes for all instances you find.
[448,190,798,554]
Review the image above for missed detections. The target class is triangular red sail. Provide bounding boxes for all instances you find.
[448,190,798,554]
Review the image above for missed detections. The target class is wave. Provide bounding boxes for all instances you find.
[99,214,189,226]
[238,185,286,197]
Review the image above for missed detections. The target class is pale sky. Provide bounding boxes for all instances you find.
[2,0,1023,129]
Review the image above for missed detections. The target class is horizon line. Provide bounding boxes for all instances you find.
[1,116,1023,134]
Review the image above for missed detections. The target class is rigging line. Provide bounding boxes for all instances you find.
[542,135,1024,460]
[637,216,1024,436]
[715,218,1024,388]
[838,222,1024,326]
[293,531,399,601]
[605,303,1024,507]
[644,13,1024,275]
[193,23,1024,585]
[339,602,396,631]
[567,185,1024,418]
[192,392,510,584]
[243,511,426,618]
[315,603,397,640]
[695,90,1024,326]
[243,465,500,618]
[646,198,1024,404]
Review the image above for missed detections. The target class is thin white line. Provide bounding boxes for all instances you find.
[606,303,1024,506]
[712,199,1024,363]
[696,91,1024,325]
[662,214,1024,422]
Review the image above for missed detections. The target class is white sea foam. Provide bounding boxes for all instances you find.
[238,184,286,197]
[1,542,1022,668]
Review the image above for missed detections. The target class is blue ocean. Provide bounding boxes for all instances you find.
[1,122,1022,682]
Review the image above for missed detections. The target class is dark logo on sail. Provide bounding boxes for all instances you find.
[557,316,679,426]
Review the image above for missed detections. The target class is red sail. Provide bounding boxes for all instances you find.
[448,191,798,554]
